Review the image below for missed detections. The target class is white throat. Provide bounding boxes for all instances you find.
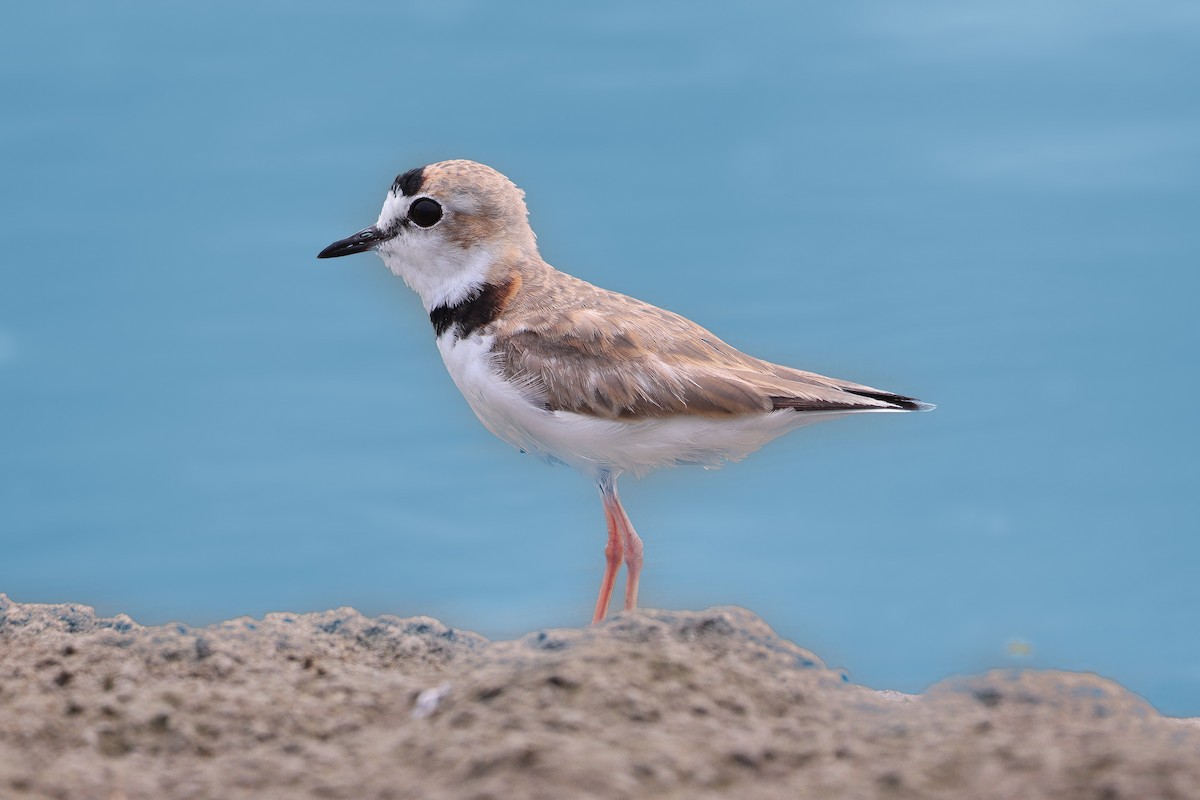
[373,235,496,312]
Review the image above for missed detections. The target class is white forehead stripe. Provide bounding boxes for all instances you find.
[376,191,410,230]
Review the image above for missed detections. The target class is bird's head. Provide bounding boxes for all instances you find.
[318,159,536,310]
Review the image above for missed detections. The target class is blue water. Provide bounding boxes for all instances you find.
[2,2,1198,714]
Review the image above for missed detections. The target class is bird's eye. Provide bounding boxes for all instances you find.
[408,198,443,228]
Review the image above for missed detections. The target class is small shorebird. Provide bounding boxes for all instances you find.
[319,160,930,623]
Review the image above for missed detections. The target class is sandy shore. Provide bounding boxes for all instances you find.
[1,594,1196,799]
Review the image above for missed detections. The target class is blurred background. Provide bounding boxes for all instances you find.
[2,2,1198,714]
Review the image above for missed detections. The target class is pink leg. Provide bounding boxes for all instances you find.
[591,499,623,624]
[592,473,644,622]
[608,489,643,611]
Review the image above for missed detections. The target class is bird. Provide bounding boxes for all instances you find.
[318,159,931,624]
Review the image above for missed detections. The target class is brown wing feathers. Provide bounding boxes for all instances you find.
[490,269,919,421]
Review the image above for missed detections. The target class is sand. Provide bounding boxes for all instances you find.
[1,594,1197,799]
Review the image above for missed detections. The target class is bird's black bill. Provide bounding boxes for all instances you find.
[317,225,392,259]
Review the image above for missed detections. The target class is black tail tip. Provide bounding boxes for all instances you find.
[845,389,934,412]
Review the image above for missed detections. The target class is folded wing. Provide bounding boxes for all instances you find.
[493,279,924,421]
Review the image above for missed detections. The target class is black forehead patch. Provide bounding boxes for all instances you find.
[392,167,425,197]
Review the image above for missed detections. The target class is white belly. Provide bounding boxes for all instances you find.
[436,333,846,479]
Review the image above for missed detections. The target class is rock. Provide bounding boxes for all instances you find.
[0,594,1196,799]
